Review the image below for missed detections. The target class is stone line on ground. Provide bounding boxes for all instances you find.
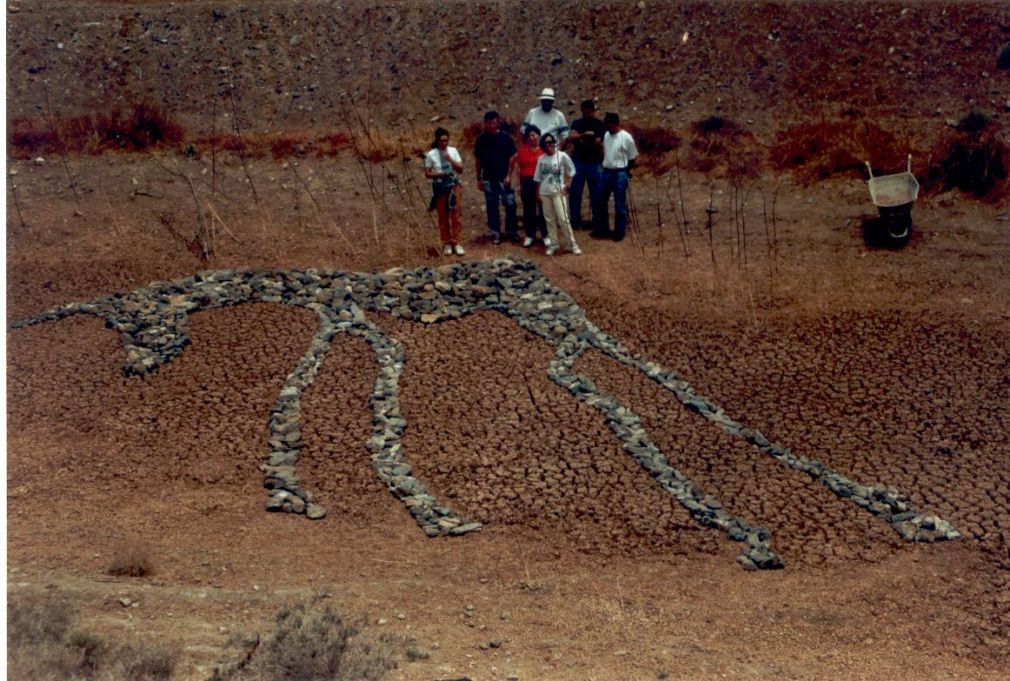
[11,259,959,569]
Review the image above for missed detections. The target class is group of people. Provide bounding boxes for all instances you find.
[423,87,639,257]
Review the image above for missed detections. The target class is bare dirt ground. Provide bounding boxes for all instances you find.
[7,1,1010,679]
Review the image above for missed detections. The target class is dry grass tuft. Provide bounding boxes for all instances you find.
[7,591,177,681]
[925,115,1008,201]
[627,125,682,174]
[211,599,401,681]
[461,117,520,147]
[106,539,155,578]
[686,116,763,179]
[769,120,909,183]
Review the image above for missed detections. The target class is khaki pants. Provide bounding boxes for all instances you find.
[541,193,578,252]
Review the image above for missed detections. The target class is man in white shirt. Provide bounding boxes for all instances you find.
[592,112,639,242]
[521,88,569,144]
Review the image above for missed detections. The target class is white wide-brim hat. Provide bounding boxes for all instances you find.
[539,87,556,100]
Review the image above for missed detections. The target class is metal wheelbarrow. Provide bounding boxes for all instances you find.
[864,155,919,245]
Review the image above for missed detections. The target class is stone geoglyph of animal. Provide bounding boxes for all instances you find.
[12,259,960,569]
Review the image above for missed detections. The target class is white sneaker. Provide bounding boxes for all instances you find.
[454,244,465,255]
[543,238,552,248]
[443,244,453,255]
[545,247,557,256]
[523,237,534,248]
[572,245,582,255]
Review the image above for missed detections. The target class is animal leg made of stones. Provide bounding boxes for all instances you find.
[343,317,482,538]
[584,333,961,545]
[546,336,783,570]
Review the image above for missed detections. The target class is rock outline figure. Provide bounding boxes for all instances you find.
[12,258,960,569]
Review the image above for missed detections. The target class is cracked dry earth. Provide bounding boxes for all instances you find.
[7,0,1010,679]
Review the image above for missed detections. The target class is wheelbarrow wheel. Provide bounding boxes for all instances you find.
[878,202,913,248]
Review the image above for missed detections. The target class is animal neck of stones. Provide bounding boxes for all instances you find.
[13,259,960,569]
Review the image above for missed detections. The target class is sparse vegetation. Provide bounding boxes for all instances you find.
[106,539,155,578]
[769,120,910,183]
[926,113,1008,200]
[210,599,401,681]
[8,101,184,158]
[7,592,177,681]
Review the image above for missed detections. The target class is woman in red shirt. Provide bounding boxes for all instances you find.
[510,125,546,247]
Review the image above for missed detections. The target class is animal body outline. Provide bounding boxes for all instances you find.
[12,258,960,569]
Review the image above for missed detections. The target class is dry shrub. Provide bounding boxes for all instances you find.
[212,600,400,681]
[106,539,154,577]
[686,116,763,179]
[925,113,1008,201]
[353,131,403,163]
[769,120,909,183]
[460,117,520,146]
[269,136,307,159]
[627,125,681,174]
[317,132,353,156]
[7,101,183,158]
[7,592,177,681]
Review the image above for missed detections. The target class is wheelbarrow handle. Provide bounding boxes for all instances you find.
[907,154,912,173]
[864,161,874,179]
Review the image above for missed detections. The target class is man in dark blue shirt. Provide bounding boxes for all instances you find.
[565,99,606,230]
[474,111,519,244]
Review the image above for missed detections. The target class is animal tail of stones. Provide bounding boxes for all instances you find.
[10,301,95,329]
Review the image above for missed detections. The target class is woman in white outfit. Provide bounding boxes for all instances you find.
[532,133,581,256]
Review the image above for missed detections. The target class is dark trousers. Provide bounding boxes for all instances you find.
[482,180,518,238]
[594,168,630,240]
[519,177,546,239]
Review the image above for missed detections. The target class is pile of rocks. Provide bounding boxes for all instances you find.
[13,258,959,569]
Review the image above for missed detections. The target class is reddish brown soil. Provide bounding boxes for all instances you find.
[7,1,1010,680]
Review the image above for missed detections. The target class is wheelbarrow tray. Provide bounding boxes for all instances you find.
[867,172,919,208]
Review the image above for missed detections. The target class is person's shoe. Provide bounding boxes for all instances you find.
[545,247,557,256]
[506,232,520,243]
[443,244,453,255]
[543,238,552,248]
[454,243,466,255]
[571,245,582,255]
[491,234,501,245]
[590,230,610,239]
[522,237,534,248]
[613,233,625,242]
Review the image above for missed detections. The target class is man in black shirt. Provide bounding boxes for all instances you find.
[565,99,606,230]
[474,111,519,244]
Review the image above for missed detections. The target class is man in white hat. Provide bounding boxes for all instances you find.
[521,87,569,144]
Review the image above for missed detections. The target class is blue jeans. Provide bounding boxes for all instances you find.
[482,180,518,238]
[594,169,630,240]
[569,161,601,229]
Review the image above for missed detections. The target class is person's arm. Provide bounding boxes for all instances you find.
[423,153,439,180]
[474,149,484,192]
[533,156,544,185]
[561,154,575,195]
[508,152,519,187]
[557,112,570,143]
[625,133,639,172]
[447,148,464,174]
